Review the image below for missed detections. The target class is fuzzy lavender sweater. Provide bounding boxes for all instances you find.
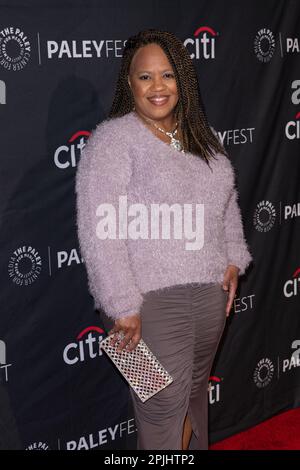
[75,111,252,321]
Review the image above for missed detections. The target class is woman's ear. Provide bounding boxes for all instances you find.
[127,75,131,89]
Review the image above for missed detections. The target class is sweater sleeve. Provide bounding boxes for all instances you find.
[223,168,253,276]
[75,118,144,321]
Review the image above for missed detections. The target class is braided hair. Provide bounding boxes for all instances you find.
[108,28,228,167]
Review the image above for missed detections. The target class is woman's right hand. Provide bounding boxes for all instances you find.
[108,313,141,352]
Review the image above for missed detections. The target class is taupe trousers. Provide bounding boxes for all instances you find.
[129,282,228,450]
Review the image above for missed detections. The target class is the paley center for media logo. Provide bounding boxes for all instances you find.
[0,26,31,70]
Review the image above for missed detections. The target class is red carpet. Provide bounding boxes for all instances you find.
[209,407,300,450]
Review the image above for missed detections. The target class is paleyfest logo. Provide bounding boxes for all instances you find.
[282,340,300,373]
[0,26,31,70]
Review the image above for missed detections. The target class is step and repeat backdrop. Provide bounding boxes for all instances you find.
[0,0,299,450]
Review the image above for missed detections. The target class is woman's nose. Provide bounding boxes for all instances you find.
[151,76,166,91]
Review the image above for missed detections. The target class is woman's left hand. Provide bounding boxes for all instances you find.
[222,264,240,317]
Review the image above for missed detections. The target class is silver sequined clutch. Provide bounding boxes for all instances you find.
[100,332,173,403]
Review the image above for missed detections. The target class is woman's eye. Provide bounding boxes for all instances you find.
[139,73,174,80]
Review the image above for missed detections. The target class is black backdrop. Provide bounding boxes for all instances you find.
[0,0,300,451]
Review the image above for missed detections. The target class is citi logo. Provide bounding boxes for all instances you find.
[184,26,218,59]
[283,268,300,298]
[285,111,300,140]
[208,375,222,404]
[54,130,90,169]
[63,326,105,365]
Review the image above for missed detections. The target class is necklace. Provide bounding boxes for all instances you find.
[135,112,185,153]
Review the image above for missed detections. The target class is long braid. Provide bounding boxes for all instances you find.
[108,29,228,167]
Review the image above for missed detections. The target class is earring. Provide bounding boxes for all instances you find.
[132,104,135,111]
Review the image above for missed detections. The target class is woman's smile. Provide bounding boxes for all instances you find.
[148,95,170,106]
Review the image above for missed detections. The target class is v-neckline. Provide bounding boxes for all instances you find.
[129,110,187,158]
[127,111,219,172]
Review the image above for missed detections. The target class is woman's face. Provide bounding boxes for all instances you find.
[127,43,179,123]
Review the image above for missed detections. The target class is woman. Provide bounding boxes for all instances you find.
[75,29,252,450]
